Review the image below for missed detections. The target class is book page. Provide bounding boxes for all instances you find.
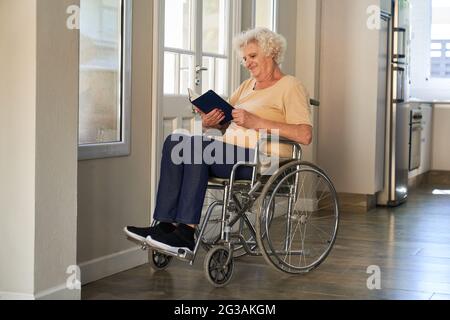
[187,88,200,102]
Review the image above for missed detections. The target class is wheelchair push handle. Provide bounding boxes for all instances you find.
[310,98,320,107]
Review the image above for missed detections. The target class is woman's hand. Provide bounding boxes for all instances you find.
[232,109,261,129]
[196,108,225,129]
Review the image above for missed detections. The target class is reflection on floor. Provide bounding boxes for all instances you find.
[82,184,450,300]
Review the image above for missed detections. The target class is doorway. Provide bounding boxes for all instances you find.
[151,0,242,213]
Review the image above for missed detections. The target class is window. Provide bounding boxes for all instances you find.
[163,0,195,96]
[430,0,450,78]
[163,0,230,97]
[78,0,132,160]
[254,0,278,31]
[202,0,229,96]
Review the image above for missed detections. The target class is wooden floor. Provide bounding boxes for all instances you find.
[82,183,450,300]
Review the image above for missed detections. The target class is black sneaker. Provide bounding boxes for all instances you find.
[146,225,195,254]
[147,222,176,240]
[124,226,152,243]
[124,223,176,243]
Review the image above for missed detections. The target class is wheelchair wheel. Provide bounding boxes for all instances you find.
[256,161,339,274]
[204,246,234,287]
[149,250,172,271]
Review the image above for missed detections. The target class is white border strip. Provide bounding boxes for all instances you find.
[0,292,34,300]
[1,285,81,300]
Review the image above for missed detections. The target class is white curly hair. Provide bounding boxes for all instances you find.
[233,27,287,65]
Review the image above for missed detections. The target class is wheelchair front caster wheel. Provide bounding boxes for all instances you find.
[204,246,234,287]
[149,250,172,271]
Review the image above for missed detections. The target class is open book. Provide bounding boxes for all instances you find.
[188,88,234,125]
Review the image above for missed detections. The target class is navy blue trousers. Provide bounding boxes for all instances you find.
[153,134,254,225]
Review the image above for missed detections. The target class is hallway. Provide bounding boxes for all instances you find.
[82,182,450,300]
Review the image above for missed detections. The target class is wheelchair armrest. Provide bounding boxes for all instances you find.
[230,161,258,186]
[257,134,300,145]
[256,135,303,161]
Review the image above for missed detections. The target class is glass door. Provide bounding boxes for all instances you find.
[161,0,232,139]
[201,0,230,96]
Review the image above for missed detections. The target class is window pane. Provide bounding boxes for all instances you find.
[79,0,122,145]
[431,65,440,77]
[201,56,228,96]
[164,52,177,95]
[202,56,215,93]
[431,42,442,50]
[180,54,195,94]
[431,62,440,69]
[165,0,194,50]
[431,0,450,79]
[431,0,450,40]
[215,58,228,96]
[164,52,194,95]
[431,24,450,40]
[255,0,274,30]
[203,0,228,55]
[431,51,442,57]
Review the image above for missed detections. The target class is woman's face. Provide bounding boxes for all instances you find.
[241,42,275,80]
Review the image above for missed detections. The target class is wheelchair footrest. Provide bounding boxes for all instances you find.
[142,242,195,263]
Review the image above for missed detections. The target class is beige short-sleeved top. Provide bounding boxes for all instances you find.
[220,75,312,151]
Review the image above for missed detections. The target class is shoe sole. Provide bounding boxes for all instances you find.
[123,227,146,243]
[146,236,193,256]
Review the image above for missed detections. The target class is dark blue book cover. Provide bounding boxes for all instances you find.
[190,90,234,125]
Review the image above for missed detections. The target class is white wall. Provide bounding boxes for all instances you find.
[296,0,322,162]
[431,104,450,171]
[77,0,153,284]
[34,0,79,299]
[278,0,298,75]
[318,0,383,195]
[0,0,79,300]
[0,0,37,299]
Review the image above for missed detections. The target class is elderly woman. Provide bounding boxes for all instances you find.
[125,27,312,254]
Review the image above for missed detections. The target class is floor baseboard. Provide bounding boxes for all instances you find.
[35,284,81,300]
[79,247,149,286]
[425,171,450,187]
[337,193,377,213]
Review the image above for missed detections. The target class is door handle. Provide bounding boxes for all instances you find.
[195,66,208,86]
[195,66,208,73]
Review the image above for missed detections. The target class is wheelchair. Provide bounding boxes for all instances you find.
[141,101,340,287]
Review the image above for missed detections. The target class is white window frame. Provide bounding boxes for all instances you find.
[78,0,133,161]
[252,0,279,32]
[201,0,232,96]
[162,0,233,98]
